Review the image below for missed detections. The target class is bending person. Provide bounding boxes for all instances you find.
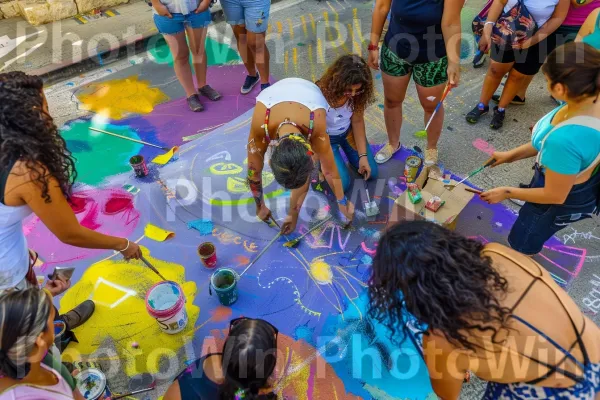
[163,317,278,400]
[246,78,354,234]
[369,221,600,399]
[481,43,600,255]
[316,54,379,192]
[0,288,85,399]
[0,72,142,330]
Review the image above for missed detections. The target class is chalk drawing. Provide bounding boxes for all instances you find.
[582,274,600,314]
[303,221,352,251]
[76,76,169,120]
[472,138,495,155]
[60,249,199,376]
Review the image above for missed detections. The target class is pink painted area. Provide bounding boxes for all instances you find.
[24,188,140,267]
[361,242,377,256]
[307,362,316,399]
[472,138,495,156]
[540,244,587,277]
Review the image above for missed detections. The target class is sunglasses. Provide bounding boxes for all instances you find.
[229,317,279,338]
[344,89,364,97]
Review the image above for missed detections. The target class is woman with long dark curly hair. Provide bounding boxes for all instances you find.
[369,221,600,399]
[0,72,142,329]
[316,54,378,192]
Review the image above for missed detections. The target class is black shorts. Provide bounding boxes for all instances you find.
[491,31,563,76]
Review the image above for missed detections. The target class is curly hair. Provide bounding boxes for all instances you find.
[0,71,76,203]
[368,221,512,352]
[317,54,375,114]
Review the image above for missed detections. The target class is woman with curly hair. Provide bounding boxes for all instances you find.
[247,77,354,234]
[0,72,142,329]
[369,221,600,399]
[316,54,378,192]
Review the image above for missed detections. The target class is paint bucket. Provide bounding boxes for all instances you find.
[145,281,188,334]
[54,320,67,342]
[209,268,238,306]
[404,156,422,183]
[198,242,217,269]
[129,155,149,178]
[75,368,110,400]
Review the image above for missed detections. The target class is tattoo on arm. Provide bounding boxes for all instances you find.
[248,167,263,207]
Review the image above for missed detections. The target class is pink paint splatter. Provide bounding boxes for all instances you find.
[472,138,495,156]
[210,306,233,322]
[361,241,377,255]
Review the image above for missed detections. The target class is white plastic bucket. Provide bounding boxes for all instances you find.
[145,281,188,334]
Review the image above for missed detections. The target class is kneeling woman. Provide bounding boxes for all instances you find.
[163,318,278,400]
[481,42,600,255]
[317,54,379,192]
[247,78,354,234]
[370,221,600,399]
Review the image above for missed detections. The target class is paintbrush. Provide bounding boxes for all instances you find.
[283,215,333,248]
[89,127,170,151]
[414,84,452,138]
[111,385,156,400]
[362,173,379,217]
[140,256,167,281]
[444,159,496,191]
[240,232,282,276]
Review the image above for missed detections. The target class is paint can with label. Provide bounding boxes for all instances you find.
[404,156,422,183]
[75,368,111,400]
[129,155,148,178]
[209,268,238,306]
[198,242,217,269]
[145,281,188,334]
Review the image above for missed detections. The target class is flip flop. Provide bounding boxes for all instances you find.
[375,143,401,164]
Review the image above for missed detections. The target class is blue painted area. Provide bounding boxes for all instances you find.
[293,324,315,345]
[320,291,435,399]
[187,219,214,235]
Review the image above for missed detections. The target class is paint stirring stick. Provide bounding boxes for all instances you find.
[111,386,155,400]
[240,232,282,277]
[89,127,170,151]
[140,256,167,281]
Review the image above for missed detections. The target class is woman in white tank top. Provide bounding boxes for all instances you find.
[248,78,355,234]
[316,55,379,192]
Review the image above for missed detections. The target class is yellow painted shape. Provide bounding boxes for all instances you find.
[77,76,169,120]
[60,249,199,376]
[152,146,179,165]
[308,13,316,34]
[293,48,298,75]
[144,223,175,242]
[284,50,289,74]
[226,171,274,193]
[300,15,308,37]
[309,260,333,284]
[276,21,283,35]
[209,162,243,175]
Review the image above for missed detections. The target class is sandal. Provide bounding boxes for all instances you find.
[466,104,489,124]
[375,143,401,164]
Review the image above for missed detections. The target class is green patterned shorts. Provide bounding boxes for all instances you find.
[380,44,448,88]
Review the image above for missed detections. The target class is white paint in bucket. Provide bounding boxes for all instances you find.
[145,281,188,334]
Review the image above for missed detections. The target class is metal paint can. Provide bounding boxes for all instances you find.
[75,368,110,400]
[198,242,217,269]
[209,268,239,306]
[129,155,148,178]
[404,156,422,183]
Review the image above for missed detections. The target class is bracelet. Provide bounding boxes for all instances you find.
[337,196,348,206]
[118,239,130,252]
[367,43,379,51]
[359,153,368,159]
[484,21,496,26]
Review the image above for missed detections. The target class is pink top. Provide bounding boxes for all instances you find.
[563,0,600,26]
[0,364,74,400]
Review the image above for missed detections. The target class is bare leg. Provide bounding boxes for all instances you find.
[163,32,195,97]
[186,25,209,88]
[416,83,446,150]
[498,68,530,109]
[232,25,257,76]
[381,72,412,149]
[248,31,270,84]
[514,74,534,99]
[478,60,514,105]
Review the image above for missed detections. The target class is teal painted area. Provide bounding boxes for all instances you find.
[62,120,143,185]
[149,36,241,66]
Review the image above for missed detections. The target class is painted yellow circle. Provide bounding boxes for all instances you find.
[309,260,333,285]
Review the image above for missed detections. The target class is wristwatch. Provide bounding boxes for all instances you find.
[337,196,348,206]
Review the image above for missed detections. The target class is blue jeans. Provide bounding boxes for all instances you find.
[329,129,379,193]
[220,0,270,33]
[153,12,212,35]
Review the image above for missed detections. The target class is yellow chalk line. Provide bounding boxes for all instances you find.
[353,8,364,44]
[348,23,361,57]
[308,44,316,82]
[323,11,340,57]
[334,12,350,53]
[287,18,295,40]
[293,47,299,76]
[300,15,308,38]
[284,50,289,74]
[309,13,316,35]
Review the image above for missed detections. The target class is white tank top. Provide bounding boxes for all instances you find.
[256,78,330,112]
[0,202,32,289]
[326,101,353,135]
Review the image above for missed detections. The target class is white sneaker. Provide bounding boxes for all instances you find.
[424,148,438,166]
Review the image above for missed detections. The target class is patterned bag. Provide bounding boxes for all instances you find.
[472,0,494,38]
[492,0,538,50]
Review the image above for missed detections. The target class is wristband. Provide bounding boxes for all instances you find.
[359,153,368,159]
[484,21,495,26]
[337,196,348,206]
[367,44,379,51]
[118,239,130,252]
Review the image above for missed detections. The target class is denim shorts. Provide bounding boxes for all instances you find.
[220,0,270,33]
[153,12,212,35]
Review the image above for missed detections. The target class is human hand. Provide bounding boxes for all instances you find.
[479,27,492,52]
[487,151,514,167]
[368,47,380,70]
[513,38,533,49]
[339,200,355,222]
[281,214,298,235]
[120,241,142,260]
[358,157,371,180]
[447,62,460,87]
[195,0,210,13]
[257,204,272,222]
[45,278,71,296]
[153,1,172,17]
[480,187,512,204]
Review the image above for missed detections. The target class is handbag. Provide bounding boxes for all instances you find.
[491,0,538,51]
[472,0,494,38]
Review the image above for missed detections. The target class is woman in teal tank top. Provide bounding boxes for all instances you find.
[577,7,600,48]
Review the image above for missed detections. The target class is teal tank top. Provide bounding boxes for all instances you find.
[582,11,600,50]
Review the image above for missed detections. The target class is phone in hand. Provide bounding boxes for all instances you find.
[47,267,76,282]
